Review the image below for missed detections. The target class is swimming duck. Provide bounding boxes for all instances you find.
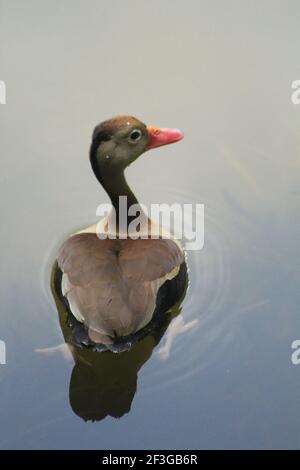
[54,115,187,352]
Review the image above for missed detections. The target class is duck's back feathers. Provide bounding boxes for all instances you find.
[57,233,184,344]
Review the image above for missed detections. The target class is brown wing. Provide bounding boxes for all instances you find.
[119,238,184,282]
[58,233,119,286]
[57,233,183,343]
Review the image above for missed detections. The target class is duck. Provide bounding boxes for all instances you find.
[53,115,188,353]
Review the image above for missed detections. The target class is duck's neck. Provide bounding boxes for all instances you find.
[102,168,138,212]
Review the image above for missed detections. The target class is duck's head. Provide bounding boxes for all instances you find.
[89,115,184,181]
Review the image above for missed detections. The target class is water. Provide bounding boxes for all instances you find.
[1,0,300,449]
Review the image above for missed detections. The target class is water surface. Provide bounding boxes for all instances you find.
[1,0,300,449]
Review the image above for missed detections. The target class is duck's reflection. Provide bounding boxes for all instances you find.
[69,335,157,421]
[51,266,186,422]
[66,310,183,422]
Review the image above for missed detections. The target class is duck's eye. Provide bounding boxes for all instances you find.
[128,129,142,143]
